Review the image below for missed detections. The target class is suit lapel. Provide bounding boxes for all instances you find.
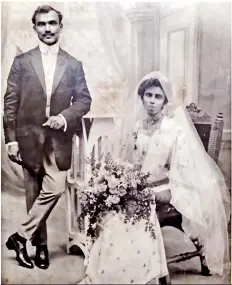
[51,48,68,95]
[29,47,68,96]
[29,47,46,96]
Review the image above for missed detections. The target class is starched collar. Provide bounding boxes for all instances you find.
[39,40,59,55]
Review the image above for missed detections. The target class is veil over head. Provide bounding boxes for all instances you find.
[112,71,180,161]
[111,71,230,276]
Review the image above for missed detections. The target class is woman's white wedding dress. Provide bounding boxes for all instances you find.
[82,111,230,283]
[82,119,170,284]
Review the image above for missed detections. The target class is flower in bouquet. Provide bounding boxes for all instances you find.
[143,187,151,196]
[131,178,137,188]
[105,195,120,207]
[142,200,149,207]
[79,193,88,206]
[96,183,107,193]
[126,200,138,216]
[109,187,118,195]
[118,186,127,197]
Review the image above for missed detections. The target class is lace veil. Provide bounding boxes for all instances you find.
[111,71,230,276]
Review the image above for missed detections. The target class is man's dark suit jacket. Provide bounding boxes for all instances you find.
[3,46,92,173]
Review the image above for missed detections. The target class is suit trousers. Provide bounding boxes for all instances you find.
[18,146,67,246]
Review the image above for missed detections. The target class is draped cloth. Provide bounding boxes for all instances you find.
[95,2,129,82]
[111,71,231,276]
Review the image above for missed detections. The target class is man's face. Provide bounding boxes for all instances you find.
[33,10,63,46]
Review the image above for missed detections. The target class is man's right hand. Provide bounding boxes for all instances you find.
[8,143,22,163]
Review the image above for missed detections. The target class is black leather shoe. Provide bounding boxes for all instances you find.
[6,232,34,269]
[35,245,49,269]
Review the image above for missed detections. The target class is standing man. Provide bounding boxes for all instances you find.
[3,5,91,269]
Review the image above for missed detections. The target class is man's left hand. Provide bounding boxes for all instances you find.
[43,116,64,130]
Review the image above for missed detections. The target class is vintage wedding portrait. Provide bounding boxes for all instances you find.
[1,2,231,284]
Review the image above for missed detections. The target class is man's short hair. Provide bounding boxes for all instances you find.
[32,5,63,25]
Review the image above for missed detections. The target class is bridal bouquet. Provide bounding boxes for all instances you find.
[79,154,156,240]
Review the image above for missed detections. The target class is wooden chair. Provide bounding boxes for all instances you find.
[186,102,224,163]
[157,102,224,276]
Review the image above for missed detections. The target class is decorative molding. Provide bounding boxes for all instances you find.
[160,3,194,18]
[186,102,201,112]
[159,4,200,104]
[186,104,231,141]
[186,102,212,124]
[126,3,159,92]
[126,5,157,23]
[186,103,230,164]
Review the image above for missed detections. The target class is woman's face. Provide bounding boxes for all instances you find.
[143,86,166,116]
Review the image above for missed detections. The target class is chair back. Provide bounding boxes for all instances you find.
[186,102,224,163]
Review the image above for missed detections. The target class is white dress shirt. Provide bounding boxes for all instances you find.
[39,41,58,118]
[7,41,67,148]
[39,41,67,131]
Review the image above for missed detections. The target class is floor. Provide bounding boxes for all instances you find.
[1,190,231,284]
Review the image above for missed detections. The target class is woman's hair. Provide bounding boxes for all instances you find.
[32,5,63,25]
[137,77,168,104]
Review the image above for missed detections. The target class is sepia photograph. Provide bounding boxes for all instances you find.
[1,1,231,284]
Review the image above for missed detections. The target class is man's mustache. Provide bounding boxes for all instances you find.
[42,32,55,36]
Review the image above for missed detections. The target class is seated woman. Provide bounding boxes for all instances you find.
[77,77,175,285]
[79,71,230,284]
[117,71,230,277]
